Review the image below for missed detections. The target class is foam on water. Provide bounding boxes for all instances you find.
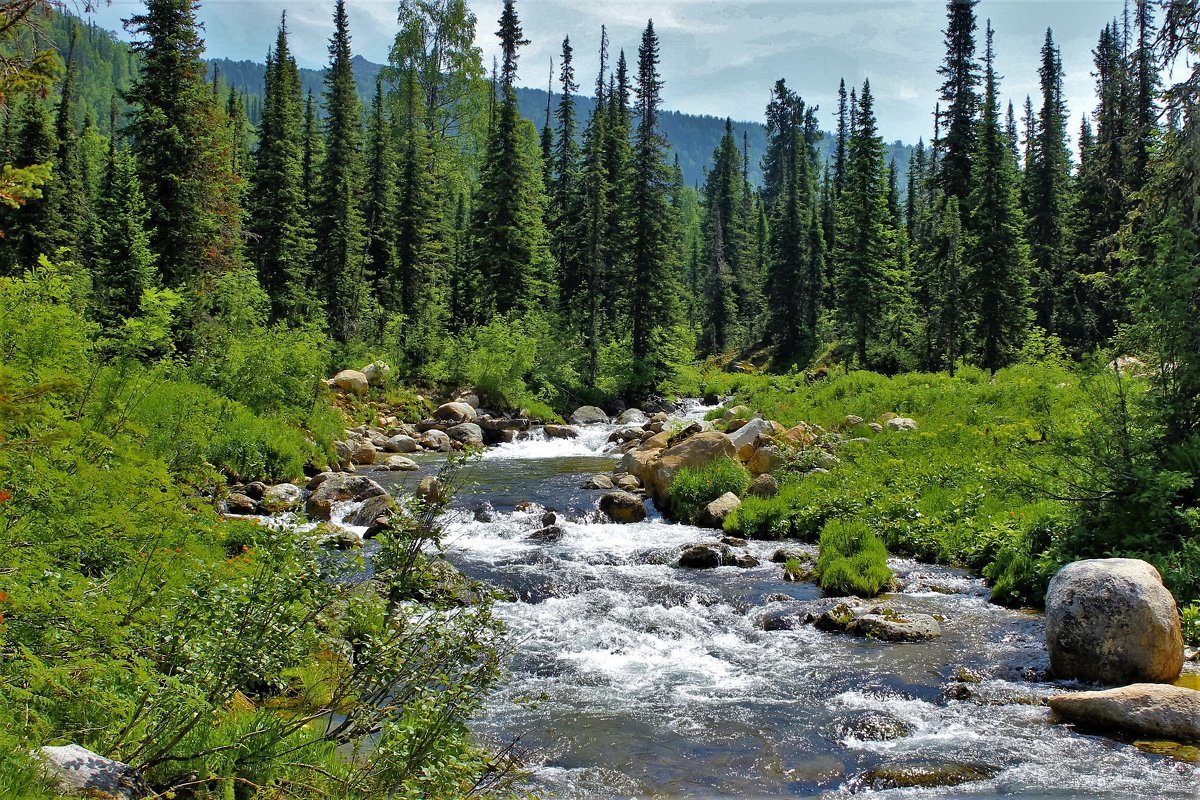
[483,424,620,460]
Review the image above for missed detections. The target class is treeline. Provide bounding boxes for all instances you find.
[690,0,1166,376]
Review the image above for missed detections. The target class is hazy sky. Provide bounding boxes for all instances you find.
[86,0,1136,145]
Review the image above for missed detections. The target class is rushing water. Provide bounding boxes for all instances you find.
[367,402,1198,799]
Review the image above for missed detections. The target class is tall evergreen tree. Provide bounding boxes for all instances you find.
[469,0,554,319]
[1,93,56,273]
[601,50,635,332]
[550,35,580,304]
[92,144,158,327]
[315,0,369,341]
[834,77,848,197]
[700,119,752,353]
[125,0,242,292]
[935,0,981,214]
[629,20,682,394]
[1025,28,1072,337]
[363,76,399,318]
[965,22,1032,372]
[301,89,323,214]
[46,31,88,258]
[247,15,314,324]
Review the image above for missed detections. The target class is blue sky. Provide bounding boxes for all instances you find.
[85,0,1136,146]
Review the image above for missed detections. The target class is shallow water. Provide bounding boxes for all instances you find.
[367,403,1198,799]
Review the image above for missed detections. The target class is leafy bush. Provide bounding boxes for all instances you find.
[815,519,893,597]
[669,457,751,524]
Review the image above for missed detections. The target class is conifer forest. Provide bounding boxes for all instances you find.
[1,0,1198,797]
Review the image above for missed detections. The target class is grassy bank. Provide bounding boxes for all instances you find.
[671,361,1197,612]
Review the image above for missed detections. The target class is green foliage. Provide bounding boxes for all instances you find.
[669,457,751,524]
[815,519,893,597]
[1181,603,1200,648]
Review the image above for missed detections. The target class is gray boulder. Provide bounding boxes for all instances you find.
[543,424,579,439]
[1045,558,1184,684]
[306,474,388,520]
[435,402,477,423]
[360,360,391,385]
[446,422,484,447]
[380,455,419,471]
[678,543,736,569]
[383,434,419,453]
[224,493,258,515]
[261,483,303,513]
[581,474,614,490]
[748,473,779,498]
[599,491,646,523]
[419,429,452,452]
[851,611,942,642]
[348,438,376,465]
[728,417,773,453]
[886,417,919,431]
[616,408,648,425]
[348,493,397,527]
[330,369,369,396]
[699,492,741,528]
[568,405,609,425]
[1048,684,1200,742]
[38,744,151,800]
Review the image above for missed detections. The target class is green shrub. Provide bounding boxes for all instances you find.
[669,457,752,524]
[815,519,893,597]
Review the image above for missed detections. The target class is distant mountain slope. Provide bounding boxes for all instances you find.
[41,13,912,191]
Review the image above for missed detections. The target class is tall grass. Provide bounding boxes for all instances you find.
[669,457,752,524]
[816,519,893,597]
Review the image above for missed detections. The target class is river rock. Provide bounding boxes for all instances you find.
[330,369,369,396]
[747,445,782,476]
[869,422,884,433]
[305,474,388,520]
[851,610,942,642]
[420,429,452,452]
[383,434,419,453]
[38,744,151,800]
[651,431,737,499]
[319,526,364,549]
[435,402,477,423]
[224,493,258,515]
[836,710,914,741]
[699,492,741,528]
[349,438,376,465]
[617,474,641,491]
[544,424,579,439]
[1048,684,1200,742]
[348,493,396,527]
[729,417,773,453]
[722,405,751,423]
[416,476,445,506]
[748,473,779,498]
[641,396,677,414]
[887,417,919,431]
[360,360,390,385]
[608,425,645,443]
[855,762,997,791]
[782,423,817,447]
[568,405,609,425]
[581,474,614,490]
[678,543,736,569]
[242,481,267,499]
[1045,558,1184,684]
[446,422,484,447]
[599,491,646,523]
[844,415,864,427]
[261,483,303,513]
[306,472,332,491]
[528,525,566,542]
[616,408,648,425]
[380,455,419,471]
[455,390,481,408]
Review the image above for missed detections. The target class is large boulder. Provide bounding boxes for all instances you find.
[568,405,609,425]
[349,438,376,465]
[699,492,741,529]
[38,744,152,800]
[1048,684,1200,742]
[651,431,737,499]
[261,483,303,513]
[306,474,388,520]
[419,429,452,452]
[348,493,397,527]
[728,417,773,453]
[360,360,391,386]
[224,493,258,515]
[543,424,579,439]
[851,611,942,642]
[383,434,419,453]
[1045,558,1184,684]
[330,369,369,396]
[748,473,780,498]
[380,455,419,472]
[446,422,484,447]
[581,474,614,490]
[599,491,646,523]
[416,476,445,506]
[435,402,477,423]
[616,408,648,426]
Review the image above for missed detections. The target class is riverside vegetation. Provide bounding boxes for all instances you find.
[1,0,1198,797]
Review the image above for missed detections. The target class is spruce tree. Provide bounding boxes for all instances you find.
[965,22,1032,372]
[935,0,981,214]
[835,79,898,368]
[315,0,369,341]
[601,51,635,332]
[629,20,682,395]
[1025,28,1072,337]
[125,0,242,291]
[47,34,88,258]
[1,94,57,273]
[700,120,750,353]
[301,89,323,215]
[247,15,314,325]
[834,77,848,197]
[93,140,157,327]
[551,35,580,308]
[363,76,399,319]
[469,0,554,319]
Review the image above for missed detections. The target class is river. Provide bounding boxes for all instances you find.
[362,401,1198,799]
